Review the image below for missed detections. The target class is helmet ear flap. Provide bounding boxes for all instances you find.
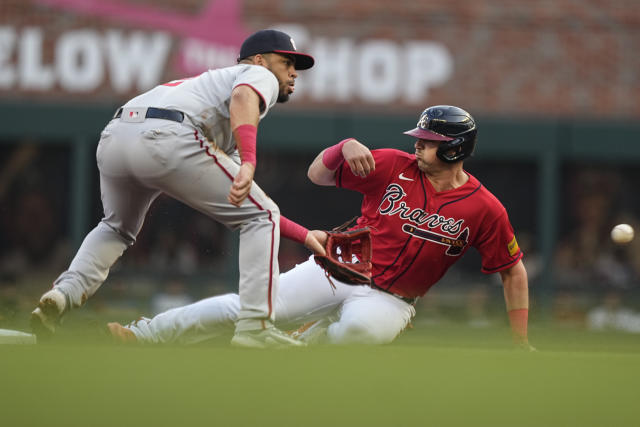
[436,133,476,163]
[436,138,464,163]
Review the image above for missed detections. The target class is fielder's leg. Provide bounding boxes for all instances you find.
[235,205,280,331]
[31,122,161,336]
[151,136,301,347]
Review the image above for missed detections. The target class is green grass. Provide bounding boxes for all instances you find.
[2,320,639,427]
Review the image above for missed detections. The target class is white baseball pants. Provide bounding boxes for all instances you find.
[126,257,416,345]
[53,116,280,331]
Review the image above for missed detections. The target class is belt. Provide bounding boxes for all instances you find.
[370,282,418,305]
[114,107,184,123]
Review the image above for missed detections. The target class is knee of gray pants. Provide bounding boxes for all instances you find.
[235,198,280,230]
[259,198,280,220]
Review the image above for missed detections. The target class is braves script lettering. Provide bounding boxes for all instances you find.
[378,184,464,234]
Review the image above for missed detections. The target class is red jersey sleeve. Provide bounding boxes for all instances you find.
[336,149,403,196]
[475,207,523,274]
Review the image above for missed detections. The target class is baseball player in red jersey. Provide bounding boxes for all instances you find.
[108,105,533,349]
[30,29,324,348]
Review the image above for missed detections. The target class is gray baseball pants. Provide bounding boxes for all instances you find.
[53,116,280,332]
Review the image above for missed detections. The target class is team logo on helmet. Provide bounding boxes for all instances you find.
[417,114,429,129]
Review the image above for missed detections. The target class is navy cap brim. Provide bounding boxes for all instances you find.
[273,50,315,70]
[403,127,454,141]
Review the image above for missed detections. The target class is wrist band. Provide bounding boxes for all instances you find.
[233,124,257,167]
[321,138,351,170]
[280,216,309,244]
[508,308,528,341]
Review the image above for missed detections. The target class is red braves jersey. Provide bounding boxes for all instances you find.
[336,149,523,298]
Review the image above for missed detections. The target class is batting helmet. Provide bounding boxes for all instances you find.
[403,105,477,163]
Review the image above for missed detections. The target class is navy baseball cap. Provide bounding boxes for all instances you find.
[238,30,315,70]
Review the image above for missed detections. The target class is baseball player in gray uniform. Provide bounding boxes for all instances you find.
[30,29,320,348]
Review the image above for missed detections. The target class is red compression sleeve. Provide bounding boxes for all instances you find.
[508,308,528,342]
[233,124,257,167]
[280,216,309,244]
[321,138,351,170]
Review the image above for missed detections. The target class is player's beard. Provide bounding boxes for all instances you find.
[416,158,430,173]
[277,90,290,103]
[276,78,294,103]
[415,152,438,174]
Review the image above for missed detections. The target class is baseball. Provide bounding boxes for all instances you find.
[611,224,634,244]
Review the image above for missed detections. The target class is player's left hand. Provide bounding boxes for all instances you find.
[228,163,255,207]
[304,230,328,256]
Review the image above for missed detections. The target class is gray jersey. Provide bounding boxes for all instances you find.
[123,64,279,154]
[52,63,285,334]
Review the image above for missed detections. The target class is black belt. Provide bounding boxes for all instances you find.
[370,282,418,305]
[114,107,184,123]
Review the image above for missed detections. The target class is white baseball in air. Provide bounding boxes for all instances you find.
[611,224,634,244]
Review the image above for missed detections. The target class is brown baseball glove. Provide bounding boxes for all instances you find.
[314,227,372,285]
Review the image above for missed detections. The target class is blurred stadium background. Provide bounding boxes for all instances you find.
[1,0,640,336]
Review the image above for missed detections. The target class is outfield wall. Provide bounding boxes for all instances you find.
[1,102,639,293]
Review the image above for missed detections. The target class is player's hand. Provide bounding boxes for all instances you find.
[228,163,255,207]
[304,230,328,256]
[342,139,375,178]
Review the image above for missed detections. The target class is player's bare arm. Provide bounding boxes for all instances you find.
[499,260,535,350]
[500,259,529,311]
[307,138,375,185]
[307,150,336,186]
[228,85,261,206]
